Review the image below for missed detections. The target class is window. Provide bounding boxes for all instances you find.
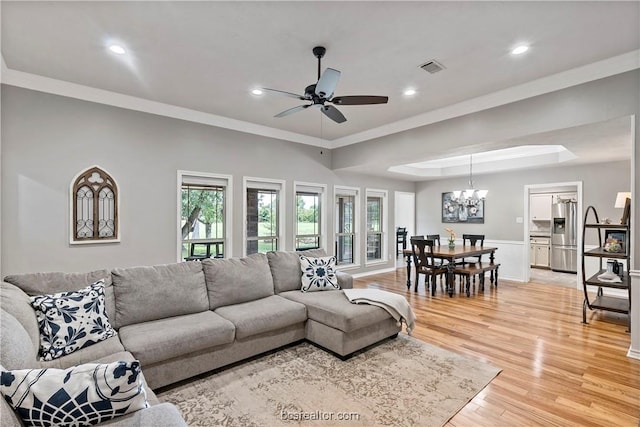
[335,186,360,266]
[178,171,232,261]
[70,166,119,244]
[294,182,326,251]
[366,189,387,263]
[244,178,285,255]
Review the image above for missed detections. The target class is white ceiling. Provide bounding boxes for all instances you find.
[1,1,638,178]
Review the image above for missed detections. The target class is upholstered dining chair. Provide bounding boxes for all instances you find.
[410,237,448,295]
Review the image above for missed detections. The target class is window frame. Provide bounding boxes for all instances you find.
[177,170,233,262]
[243,177,286,256]
[334,185,360,268]
[365,188,388,265]
[293,181,327,252]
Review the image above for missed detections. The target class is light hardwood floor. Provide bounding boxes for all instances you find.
[354,269,640,427]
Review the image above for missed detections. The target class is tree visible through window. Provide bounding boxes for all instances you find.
[296,192,320,250]
[246,188,279,254]
[181,185,225,260]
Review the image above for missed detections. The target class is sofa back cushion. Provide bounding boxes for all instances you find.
[3,270,115,325]
[202,253,274,310]
[111,262,208,328]
[267,249,327,293]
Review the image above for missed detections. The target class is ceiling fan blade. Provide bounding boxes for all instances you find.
[315,68,341,99]
[261,88,306,100]
[331,95,389,105]
[321,105,347,124]
[274,104,311,118]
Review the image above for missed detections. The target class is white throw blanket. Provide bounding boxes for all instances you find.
[343,289,417,335]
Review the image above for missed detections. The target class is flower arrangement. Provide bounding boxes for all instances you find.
[444,227,456,247]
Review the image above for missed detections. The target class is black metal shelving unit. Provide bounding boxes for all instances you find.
[581,206,631,331]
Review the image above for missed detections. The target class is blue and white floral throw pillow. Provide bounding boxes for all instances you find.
[299,255,340,292]
[0,360,148,427]
[29,280,117,361]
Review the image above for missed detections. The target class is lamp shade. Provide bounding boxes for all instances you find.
[614,192,631,208]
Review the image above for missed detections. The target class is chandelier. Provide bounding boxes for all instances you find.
[451,154,488,207]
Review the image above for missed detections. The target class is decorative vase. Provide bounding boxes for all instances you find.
[448,239,455,249]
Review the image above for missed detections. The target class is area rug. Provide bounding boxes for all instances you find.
[157,335,501,427]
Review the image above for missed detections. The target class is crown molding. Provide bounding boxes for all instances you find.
[0,66,331,149]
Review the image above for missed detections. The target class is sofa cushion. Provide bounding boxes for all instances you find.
[30,280,117,361]
[214,295,307,340]
[279,290,392,333]
[3,270,115,330]
[202,253,274,310]
[111,262,208,328]
[1,310,38,371]
[0,360,148,427]
[267,249,327,293]
[0,283,40,360]
[299,255,340,292]
[118,311,235,367]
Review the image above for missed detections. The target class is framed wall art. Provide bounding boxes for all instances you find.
[441,192,485,224]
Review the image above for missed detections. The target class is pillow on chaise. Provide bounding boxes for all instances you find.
[0,360,148,427]
[299,255,340,292]
[29,280,117,361]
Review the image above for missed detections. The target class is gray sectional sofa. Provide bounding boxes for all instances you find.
[0,249,401,426]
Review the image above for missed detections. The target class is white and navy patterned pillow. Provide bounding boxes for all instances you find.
[30,280,117,361]
[299,255,340,292]
[0,360,148,427]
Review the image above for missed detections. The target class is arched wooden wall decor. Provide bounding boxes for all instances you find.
[70,166,119,243]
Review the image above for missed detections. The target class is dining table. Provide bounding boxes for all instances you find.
[402,245,498,297]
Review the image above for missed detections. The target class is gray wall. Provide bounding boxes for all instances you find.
[0,85,413,275]
[415,161,631,241]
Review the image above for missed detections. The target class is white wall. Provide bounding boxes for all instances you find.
[0,85,413,275]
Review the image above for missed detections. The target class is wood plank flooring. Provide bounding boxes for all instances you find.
[354,269,640,427]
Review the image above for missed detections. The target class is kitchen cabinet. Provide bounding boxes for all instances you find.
[530,194,552,220]
[530,237,550,267]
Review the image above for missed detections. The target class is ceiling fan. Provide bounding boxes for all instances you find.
[261,46,389,124]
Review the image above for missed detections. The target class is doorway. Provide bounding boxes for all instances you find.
[524,182,583,288]
[395,191,415,267]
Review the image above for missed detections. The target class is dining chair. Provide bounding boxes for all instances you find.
[410,237,448,295]
[396,227,407,255]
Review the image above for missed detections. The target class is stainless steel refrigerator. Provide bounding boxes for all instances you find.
[551,201,577,273]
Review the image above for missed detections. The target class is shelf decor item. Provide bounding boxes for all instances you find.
[603,230,626,253]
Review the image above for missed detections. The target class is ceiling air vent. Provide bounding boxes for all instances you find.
[419,60,445,74]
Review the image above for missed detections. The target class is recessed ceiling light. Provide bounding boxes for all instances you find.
[251,88,263,96]
[108,44,126,55]
[511,45,529,55]
[403,89,417,96]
